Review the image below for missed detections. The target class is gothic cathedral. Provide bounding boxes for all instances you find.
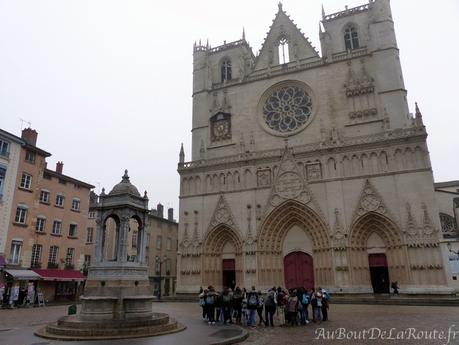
[177,0,452,295]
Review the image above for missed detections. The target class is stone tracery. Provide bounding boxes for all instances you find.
[262,84,312,134]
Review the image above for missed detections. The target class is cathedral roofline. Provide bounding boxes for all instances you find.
[322,2,372,23]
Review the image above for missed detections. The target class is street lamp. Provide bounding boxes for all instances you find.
[447,242,459,256]
[155,256,169,300]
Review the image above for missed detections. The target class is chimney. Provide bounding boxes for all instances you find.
[157,203,164,218]
[56,161,64,174]
[21,128,38,146]
[168,208,174,221]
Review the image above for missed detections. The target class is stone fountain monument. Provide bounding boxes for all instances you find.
[36,171,184,340]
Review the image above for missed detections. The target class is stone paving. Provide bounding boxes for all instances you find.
[0,302,458,345]
[238,304,459,345]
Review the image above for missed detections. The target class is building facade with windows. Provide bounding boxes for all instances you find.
[177,1,452,295]
[0,129,24,262]
[147,204,178,297]
[3,128,94,302]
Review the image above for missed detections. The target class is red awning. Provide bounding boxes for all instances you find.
[32,269,86,281]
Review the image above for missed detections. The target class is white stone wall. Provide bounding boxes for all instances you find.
[0,136,22,255]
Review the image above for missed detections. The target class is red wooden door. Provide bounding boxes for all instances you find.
[368,253,388,267]
[284,252,314,290]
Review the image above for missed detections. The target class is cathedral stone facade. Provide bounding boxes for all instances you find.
[177,0,452,294]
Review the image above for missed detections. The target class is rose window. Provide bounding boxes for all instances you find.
[262,85,312,134]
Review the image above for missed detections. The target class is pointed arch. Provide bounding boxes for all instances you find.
[195,176,201,194]
[379,151,389,172]
[220,57,232,82]
[277,35,290,64]
[203,225,243,255]
[343,23,360,50]
[414,146,425,169]
[348,212,408,289]
[258,200,330,251]
[205,175,212,193]
[327,157,337,178]
[257,200,333,288]
[349,212,402,249]
[202,224,244,289]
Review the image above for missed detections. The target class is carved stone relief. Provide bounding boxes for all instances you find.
[355,180,386,217]
[257,168,272,187]
[259,147,327,229]
[208,194,238,232]
[306,162,322,181]
[332,208,347,248]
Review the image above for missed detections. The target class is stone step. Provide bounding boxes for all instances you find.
[45,319,179,337]
[163,294,459,306]
[331,296,459,306]
[57,313,170,329]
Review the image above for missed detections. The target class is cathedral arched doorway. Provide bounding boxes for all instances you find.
[202,225,243,290]
[368,253,389,293]
[284,252,314,290]
[349,212,406,293]
[257,200,332,289]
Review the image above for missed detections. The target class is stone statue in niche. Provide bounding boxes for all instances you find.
[306,163,322,180]
[257,169,272,187]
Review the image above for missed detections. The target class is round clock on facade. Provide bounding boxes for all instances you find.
[259,81,314,136]
[210,112,232,142]
[214,121,229,138]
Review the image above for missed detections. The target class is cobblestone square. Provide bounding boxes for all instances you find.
[0,302,458,345]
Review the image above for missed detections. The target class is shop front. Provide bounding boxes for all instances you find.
[32,269,86,302]
[1,269,41,307]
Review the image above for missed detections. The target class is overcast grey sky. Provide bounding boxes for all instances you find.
[1,0,458,213]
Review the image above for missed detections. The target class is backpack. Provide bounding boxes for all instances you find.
[277,292,286,306]
[248,293,258,308]
[311,297,317,307]
[265,295,275,307]
[257,297,264,308]
[199,297,206,307]
[301,293,310,305]
[206,294,215,305]
[297,300,303,311]
[223,294,231,303]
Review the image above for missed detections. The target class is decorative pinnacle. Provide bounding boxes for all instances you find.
[278,2,283,12]
[322,4,326,19]
[242,27,246,40]
[415,102,422,117]
[122,169,129,182]
[414,102,424,126]
[179,143,185,163]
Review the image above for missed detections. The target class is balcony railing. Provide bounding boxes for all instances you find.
[47,262,58,269]
[30,262,42,268]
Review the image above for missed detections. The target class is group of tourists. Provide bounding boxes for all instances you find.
[198,285,330,328]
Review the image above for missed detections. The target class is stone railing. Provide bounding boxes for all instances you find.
[323,3,371,22]
[178,126,427,172]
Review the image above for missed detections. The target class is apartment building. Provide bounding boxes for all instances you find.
[2,128,94,302]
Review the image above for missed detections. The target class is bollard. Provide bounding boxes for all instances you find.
[68,304,77,315]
